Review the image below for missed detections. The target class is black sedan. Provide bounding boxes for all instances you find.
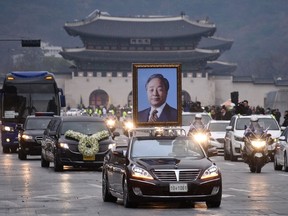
[41,116,119,172]
[18,113,53,160]
[102,127,222,208]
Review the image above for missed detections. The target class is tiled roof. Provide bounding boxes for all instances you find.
[198,37,234,52]
[207,61,237,76]
[64,13,216,38]
[60,48,221,62]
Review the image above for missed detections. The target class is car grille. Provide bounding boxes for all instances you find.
[216,138,225,144]
[152,169,201,182]
[67,143,108,153]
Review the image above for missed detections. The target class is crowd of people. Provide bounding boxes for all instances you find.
[66,98,288,128]
[183,100,287,127]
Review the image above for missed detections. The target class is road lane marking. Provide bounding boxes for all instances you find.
[222,194,235,198]
[89,184,102,189]
[228,188,251,193]
[224,163,235,166]
[278,174,288,177]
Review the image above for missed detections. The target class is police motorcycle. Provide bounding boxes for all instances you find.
[105,115,117,133]
[187,116,212,154]
[241,117,272,173]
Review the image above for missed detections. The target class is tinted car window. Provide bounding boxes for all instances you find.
[47,118,60,131]
[131,137,204,158]
[25,118,51,130]
[61,121,107,135]
[236,118,279,130]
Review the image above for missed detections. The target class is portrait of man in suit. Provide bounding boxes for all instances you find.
[133,63,182,127]
[137,73,177,123]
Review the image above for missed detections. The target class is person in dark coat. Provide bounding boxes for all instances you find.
[282,110,288,127]
[219,105,232,120]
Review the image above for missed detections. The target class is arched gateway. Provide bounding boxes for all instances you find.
[89,89,109,107]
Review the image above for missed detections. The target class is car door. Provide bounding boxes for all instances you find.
[43,118,61,161]
[277,128,288,164]
[225,116,236,153]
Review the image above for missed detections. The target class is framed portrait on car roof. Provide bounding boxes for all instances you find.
[132,63,182,127]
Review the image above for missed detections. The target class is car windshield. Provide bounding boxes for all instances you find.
[182,113,211,126]
[131,137,205,158]
[25,118,51,130]
[236,118,280,130]
[61,121,108,135]
[208,122,230,132]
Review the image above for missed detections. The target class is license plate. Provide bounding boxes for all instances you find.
[169,183,188,192]
[83,155,95,161]
[255,153,263,158]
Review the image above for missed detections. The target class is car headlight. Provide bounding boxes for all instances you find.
[108,143,116,150]
[59,142,69,149]
[234,135,244,142]
[3,126,14,132]
[131,165,153,180]
[272,138,278,143]
[106,119,116,127]
[124,121,134,130]
[251,140,266,148]
[21,134,33,140]
[193,133,208,142]
[201,165,220,180]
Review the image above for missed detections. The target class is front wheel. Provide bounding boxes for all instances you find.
[206,200,221,208]
[255,165,262,173]
[223,142,230,160]
[250,166,256,173]
[18,150,27,160]
[2,147,10,154]
[54,155,63,172]
[123,178,137,208]
[41,154,50,168]
[102,172,117,202]
[274,157,283,171]
[230,143,238,161]
[284,154,288,172]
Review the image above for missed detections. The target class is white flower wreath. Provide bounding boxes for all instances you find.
[65,130,110,157]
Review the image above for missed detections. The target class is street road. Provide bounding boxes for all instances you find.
[0,144,287,216]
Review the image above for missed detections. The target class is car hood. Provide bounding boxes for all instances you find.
[134,157,213,170]
[59,135,114,145]
[210,132,226,139]
[233,129,281,139]
[24,130,45,136]
[267,130,281,139]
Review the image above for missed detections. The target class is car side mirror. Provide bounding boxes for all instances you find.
[112,149,125,157]
[226,126,232,131]
[207,148,218,157]
[279,135,286,141]
[112,131,120,139]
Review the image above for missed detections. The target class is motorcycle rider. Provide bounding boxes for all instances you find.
[244,116,264,136]
[188,113,205,134]
[188,114,211,153]
[242,116,264,162]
